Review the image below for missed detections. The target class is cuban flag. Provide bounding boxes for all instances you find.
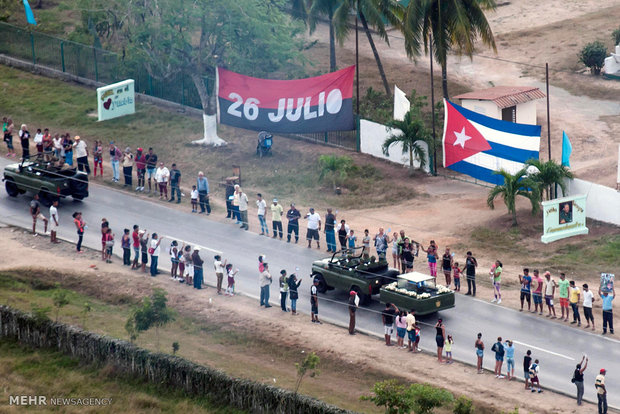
[442,99,541,185]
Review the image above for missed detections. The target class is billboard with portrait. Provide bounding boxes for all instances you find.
[541,194,589,243]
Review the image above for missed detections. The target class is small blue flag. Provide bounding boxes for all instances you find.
[561,131,572,167]
[23,0,37,25]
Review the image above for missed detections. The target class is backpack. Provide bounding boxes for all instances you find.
[529,364,538,379]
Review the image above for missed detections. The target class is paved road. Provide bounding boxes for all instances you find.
[1,158,618,408]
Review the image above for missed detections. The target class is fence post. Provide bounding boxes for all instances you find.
[60,41,65,72]
[324,132,328,144]
[30,32,36,65]
[93,47,99,82]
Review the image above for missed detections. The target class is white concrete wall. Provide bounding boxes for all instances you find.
[565,178,620,226]
[604,44,620,75]
[360,119,430,172]
[515,100,537,125]
[459,100,500,119]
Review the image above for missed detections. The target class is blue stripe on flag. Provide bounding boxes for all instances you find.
[448,160,506,186]
[485,141,539,163]
[448,100,541,137]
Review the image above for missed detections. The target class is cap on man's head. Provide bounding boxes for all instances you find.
[137,147,143,152]
[290,203,295,207]
[273,198,278,202]
[74,136,81,140]
[310,207,315,211]
[109,140,114,145]
[600,369,606,374]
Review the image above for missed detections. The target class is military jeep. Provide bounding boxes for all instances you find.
[311,248,399,305]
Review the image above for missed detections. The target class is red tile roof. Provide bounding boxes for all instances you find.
[453,86,546,109]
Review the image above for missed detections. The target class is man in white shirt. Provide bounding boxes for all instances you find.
[582,283,595,331]
[213,255,227,295]
[305,208,322,249]
[256,193,268,235]
[73,136,90,174]
[49,199,60,244]
[237,188,249,230]
[155,162,170,200]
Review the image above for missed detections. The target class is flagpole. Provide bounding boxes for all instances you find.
[546,62,551,161]
[430,37,437,176]
[355,0,360,116]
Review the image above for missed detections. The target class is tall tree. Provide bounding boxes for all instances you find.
[308,0,341,72]
[525,159,574,200]
[383,109,432,171]
[487,168,540,227]
[333,0,405,97]
[117,0,303,145]
[402,0,497,99]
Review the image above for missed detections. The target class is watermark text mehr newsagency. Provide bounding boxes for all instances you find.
[9,395,112,406]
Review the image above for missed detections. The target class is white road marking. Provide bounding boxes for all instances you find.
[161,235,222,254]
[512,340,575,361]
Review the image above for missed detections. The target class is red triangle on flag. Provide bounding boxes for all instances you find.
[443,101,492,167]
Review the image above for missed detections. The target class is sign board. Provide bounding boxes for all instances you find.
[97,79,135,121]
[541,194,589,243]
[600,273,615,293]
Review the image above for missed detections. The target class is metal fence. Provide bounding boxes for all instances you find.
[0,22,359,151]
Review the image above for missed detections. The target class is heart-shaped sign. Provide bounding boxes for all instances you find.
[103,98,112,110]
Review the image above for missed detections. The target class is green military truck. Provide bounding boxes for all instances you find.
[3,161,89,206]
[379,272,455,316]
[311,248,400,305]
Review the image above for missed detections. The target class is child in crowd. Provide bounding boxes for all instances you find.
[183,245,193,285]
[225,263,238,296]
[258,255,266,272]
[93,140,103,177]
[347,229,356,252]
[445,335,454,363]
[190,185,198,213]
[104,228,115,263]
[362,229,370,259]
[140,230,149,272]
[169,240,180,280]
[453,262,462,291]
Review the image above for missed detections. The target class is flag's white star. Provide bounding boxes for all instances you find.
[453,127,471,149]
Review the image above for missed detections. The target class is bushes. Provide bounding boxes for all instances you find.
[363,380,458,414]
[579,41,607,75]
[613,27,620,45]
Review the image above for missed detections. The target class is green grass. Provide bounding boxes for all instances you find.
[537,234,620,272]
[0,339,243,414]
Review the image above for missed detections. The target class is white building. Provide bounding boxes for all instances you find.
[604,44,620,78]
[453,86,545,126]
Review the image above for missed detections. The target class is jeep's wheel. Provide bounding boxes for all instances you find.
[311,273,328,293]
[38,191,54,207]
[351,285,370,306]
[5,180,19,197]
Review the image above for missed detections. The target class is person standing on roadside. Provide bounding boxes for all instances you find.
[225,179,235,218]
[441,247,453,287]
[569,281,582,326]
[149,233,163,276]
[256,194,268,236]
[135,148,146,191]
[406,309,417,352]
[519,268,532,312]
[145,147,158,193]
[49,200,60,244]
[214,255,226,295]
[544,271,557,318]
[131,225,140,269]
[139,230,149,273]
[168,163,182,203]
[573,355,588,406]
[582,284,596,330]
[109,141,122,182]
[122,147,134,187]
[286,203,301,243]
[595,368,608,414]
[288,274,302,315]
[465,251,478,296]
[73,136,90,174]
[238,188,249,230]
[373,228,388,260]
[475,333,484,374]
[324,208,337,253]
[305,207,321,249]
[492,336,505,378]
[196,171,211,215]
[3,118,16,157]
[362,229,371,259]
[72,211,85,253]
[348,291,357,334]
[30,194,48,235]
[231,185,241,223]
[155,162,169,200]
[19,124,31,161]
[259,263,272,308]
[529,359,542,393]
[310,278,321,324]
[558,273,570,322]
[279,270,289,312]
[523,350,532,389]
[270,199,284,238]
[192,247,204,289]
[532,270,544,315]
[504,339,515,380]
[337,220,350,251]
[121,228,131,266]
[490,260,503,304]
[382,302,398,346]
[599,287,615,335]
[435,318,446,363]
[93,140,103,177]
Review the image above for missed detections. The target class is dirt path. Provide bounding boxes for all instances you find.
[0,226,599,414]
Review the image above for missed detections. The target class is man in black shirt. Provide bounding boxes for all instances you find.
[286,203,301,243]
[465,251,478,296]
[382,302,398,346]
[523,350,532,390]
[144,148,158,193]
[169,163,182,203]
[324,208,336,252]
[225,179,235,218]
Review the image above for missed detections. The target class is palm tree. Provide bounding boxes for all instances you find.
[486,168,540,227]
[308,0,341,72]
[525,159,574,200]
[333,0,405,97]
[402,0,497,99]
[383,109,432,171]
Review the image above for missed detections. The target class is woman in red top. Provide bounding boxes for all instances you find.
[72,212,85,253]
[131,225,140,270]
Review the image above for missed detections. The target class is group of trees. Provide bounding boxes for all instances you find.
[486,159,574,227]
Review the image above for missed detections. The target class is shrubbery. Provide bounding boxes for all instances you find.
[579,41,607,75]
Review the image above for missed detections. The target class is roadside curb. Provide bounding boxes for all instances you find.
[0,221,617,412]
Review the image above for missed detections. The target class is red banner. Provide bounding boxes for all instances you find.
[217,66,355,133]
